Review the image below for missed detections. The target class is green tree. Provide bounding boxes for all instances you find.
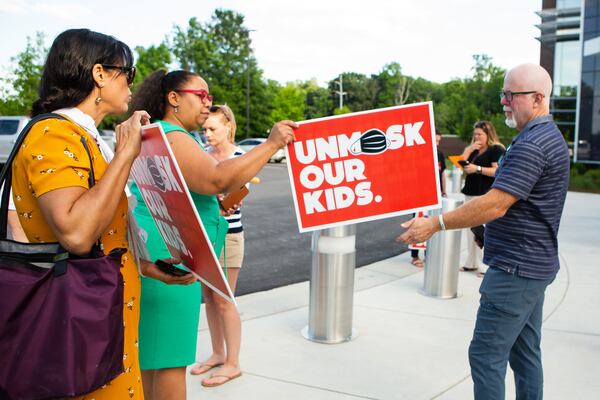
[300,79,333,120]
[407,78,443,104]
[375,62,413,107]
[333,106,352,115]
[328,72,377,113]
[434,55,508,143]
[0,32,46,116]
[170,9,273,138]
[270,83,306,122]
[134,43,172,84]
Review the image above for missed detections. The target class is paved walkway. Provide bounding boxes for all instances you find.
[187,191,600,399]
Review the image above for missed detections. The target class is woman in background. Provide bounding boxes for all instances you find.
[189,104,245,386]
[459,120,505,277]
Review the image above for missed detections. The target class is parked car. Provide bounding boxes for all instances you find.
[0,116,30,166]
[237,138,286,163]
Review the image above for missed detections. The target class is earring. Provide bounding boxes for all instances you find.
[174,106,179,113]
[95,86,103,105]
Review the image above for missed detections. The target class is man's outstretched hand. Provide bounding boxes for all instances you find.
[396,216,439,245]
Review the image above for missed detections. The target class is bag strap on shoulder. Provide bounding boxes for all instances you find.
[0,113,66,239]
[0,113,97,240]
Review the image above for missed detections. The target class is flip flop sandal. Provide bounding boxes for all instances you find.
[190,362,224,376]
[201,371,242,387]
[411,258,424,268]
[459,266,478,272]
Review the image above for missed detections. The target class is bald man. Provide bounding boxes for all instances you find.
[399,64,569,399]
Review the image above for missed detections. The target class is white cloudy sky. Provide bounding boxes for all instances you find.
[0,0,543,85]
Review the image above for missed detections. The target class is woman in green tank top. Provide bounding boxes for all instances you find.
[129,69,297,400]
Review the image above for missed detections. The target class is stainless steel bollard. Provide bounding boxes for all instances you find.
[302,225,358,343]
[451,166,463,193]
[422,197,464,299]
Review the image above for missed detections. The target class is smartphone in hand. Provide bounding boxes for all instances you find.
[155,260,191,277]
[219,186,250,211]
[458,159,470,167]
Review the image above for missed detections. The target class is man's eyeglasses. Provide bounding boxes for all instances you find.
[101,65,136,85]
[499,90,538,102]
[176,89,214,102]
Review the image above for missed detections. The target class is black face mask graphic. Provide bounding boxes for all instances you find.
[349,129,389,155]
[147,157,166,192]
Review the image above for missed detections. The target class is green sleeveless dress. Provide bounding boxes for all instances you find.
[132,120,228,370]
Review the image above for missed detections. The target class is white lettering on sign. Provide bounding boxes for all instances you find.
[154,156,183,193]
[299,159,367,190]
[294,131,362,164]
[155,219,192,258]
[131,158,152,186]
[140,188,173,222]
[386,122,426,149]
[131,156,183,193]
[295,121,427,214]
[302,181,380,214]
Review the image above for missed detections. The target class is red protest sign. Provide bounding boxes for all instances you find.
[286,102,441,232]
[131,123,235,304]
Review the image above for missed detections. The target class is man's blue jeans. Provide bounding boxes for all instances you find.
[468,267,554,400]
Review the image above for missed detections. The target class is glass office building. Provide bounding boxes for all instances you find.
[537,0,582,155]
[538,0,600,163]
[577,0,600,163]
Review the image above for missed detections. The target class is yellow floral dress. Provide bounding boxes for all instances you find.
[11,117,144,399]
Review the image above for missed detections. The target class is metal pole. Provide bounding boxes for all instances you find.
[245,57,250,138]
[245,29,256,139]
[302,224,358,343]
[451,166,463,193]
[421,196,464,299]
[335,75,346,110]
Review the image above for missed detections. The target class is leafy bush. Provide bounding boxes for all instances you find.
[569,164,600,193]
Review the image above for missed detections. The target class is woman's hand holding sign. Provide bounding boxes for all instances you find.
[115,110,151,160]
[267,120,297,149]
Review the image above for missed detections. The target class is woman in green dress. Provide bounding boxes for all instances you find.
[129,70,297,400]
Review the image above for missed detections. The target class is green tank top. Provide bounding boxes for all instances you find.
[130,120,226,238]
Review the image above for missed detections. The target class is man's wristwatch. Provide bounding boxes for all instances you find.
[476,165,482,174]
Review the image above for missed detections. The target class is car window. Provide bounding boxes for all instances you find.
[0,120,20,135]
[239,139,262,146]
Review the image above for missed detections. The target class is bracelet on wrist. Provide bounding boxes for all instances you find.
[438,214,446,231]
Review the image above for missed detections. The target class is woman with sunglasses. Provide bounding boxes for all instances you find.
[129,70,296,399]
[11,29,190,400]
[459,120,505,277]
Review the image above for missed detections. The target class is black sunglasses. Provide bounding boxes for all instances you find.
[101,64,136,85]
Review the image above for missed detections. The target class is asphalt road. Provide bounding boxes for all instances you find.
[235,163,410,296]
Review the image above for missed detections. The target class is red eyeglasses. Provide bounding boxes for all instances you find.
[175,89,213,102]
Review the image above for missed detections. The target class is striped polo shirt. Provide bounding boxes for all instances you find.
[483,115,570,280]
[225,147,246,234]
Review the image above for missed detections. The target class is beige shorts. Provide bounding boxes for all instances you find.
[218,232,245,269]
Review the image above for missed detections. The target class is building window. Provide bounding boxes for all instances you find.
[558,0,583,9]
[554,41,582,96]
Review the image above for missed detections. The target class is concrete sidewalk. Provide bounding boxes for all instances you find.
[187,191,600,399]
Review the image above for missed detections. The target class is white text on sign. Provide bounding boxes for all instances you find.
[294,122,426,214]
